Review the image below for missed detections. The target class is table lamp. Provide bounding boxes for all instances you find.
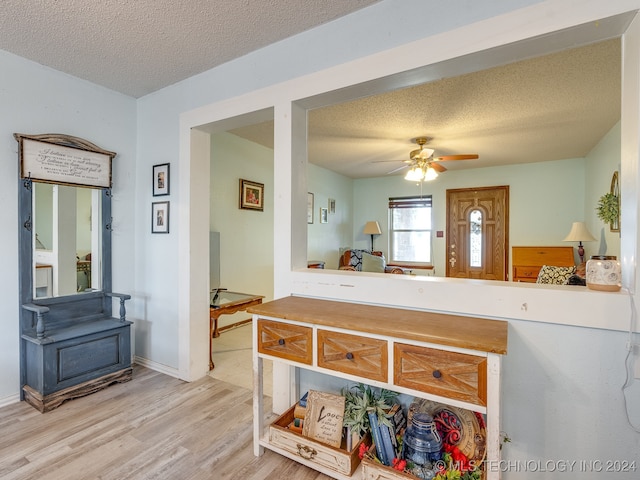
[363,221,382,252]
[563,221,596,263]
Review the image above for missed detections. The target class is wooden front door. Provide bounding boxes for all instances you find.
[446,186,509,280]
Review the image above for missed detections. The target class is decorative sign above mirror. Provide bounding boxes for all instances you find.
[16,133,113,188]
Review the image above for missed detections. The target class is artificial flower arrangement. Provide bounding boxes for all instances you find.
[434,444,482,480]
[358,433,482,479]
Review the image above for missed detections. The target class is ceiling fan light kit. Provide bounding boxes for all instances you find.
[398,136,479,182]
[404,164,438,181]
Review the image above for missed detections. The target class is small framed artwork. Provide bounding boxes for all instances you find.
[301,390,345,448]
[239,179,264,211]
[153,163,170,196]
[328,198,336,214]
[320,207,328,224]
[152,201,170,233]
[307,192,314,224]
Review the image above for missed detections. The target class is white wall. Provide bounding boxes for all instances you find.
[0,50,136,403]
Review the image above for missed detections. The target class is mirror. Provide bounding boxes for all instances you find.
[33,182,102,297]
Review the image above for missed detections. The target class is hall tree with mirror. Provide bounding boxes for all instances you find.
[16,133,132,412]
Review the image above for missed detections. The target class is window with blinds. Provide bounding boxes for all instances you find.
[388,196,432,264]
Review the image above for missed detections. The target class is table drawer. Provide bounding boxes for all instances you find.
[317,330,387,382]
[257,319,313,365]
[394,343,487,406]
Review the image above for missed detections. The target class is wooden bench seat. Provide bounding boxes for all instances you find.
[20,292,132,412]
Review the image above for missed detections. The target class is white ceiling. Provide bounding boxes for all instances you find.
[0,2,624,177]
[0,0,380,98]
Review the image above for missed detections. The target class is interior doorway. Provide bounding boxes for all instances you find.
[208,129,274,388]
[446,186,509,280]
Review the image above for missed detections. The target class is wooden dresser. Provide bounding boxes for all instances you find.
[512,246,575,282]
[250,296,508,480]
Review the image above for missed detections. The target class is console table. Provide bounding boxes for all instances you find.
[250,296,508,480]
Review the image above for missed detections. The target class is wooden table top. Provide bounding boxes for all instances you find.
[248,296,508,355]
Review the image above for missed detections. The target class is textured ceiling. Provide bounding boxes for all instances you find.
[230,38,621,178]
[0,2,622,177]
[0,0,380,98]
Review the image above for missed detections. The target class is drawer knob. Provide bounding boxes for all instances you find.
[345,352,354,360]
[278,338,285,346]
[296,443,317,460]
[432,369,442,379]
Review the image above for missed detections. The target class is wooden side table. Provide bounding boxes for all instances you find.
[209,291,263,370]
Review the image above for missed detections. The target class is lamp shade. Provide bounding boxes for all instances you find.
[363,221,382,235]
[563,221,596,242]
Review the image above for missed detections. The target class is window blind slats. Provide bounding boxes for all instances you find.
[388,196,432,208]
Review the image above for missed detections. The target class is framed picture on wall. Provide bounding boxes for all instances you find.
[307,192,314,223]
[239,179,264,211]
[328,198,336,214]
[320,207,328,224]
[152,201,170,233]
[153,163,170,196]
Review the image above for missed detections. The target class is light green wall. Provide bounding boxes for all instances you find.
[210,132,274,326]
[308,122,621,277]
[585,121,621,258]
[307,163,354,269]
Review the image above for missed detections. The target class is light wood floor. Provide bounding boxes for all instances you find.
[0,365,331,480]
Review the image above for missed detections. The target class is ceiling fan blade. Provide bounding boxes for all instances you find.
[387,164,410,174]
[429,162,447,173]
[371,159,410,164]
[434,154,479,161]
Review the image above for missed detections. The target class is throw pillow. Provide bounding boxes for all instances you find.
[362,252,385,273]
[536,265,577,285]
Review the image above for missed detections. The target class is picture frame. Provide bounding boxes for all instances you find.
[239,179,264,211]
[307,192,314,224]
[320,207,328,224]
[153,163,170,196]
[328,198,336,214]
[152,201,170,233]
[301,390,345,448]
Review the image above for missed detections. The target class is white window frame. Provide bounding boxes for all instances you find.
[388,195,433,266]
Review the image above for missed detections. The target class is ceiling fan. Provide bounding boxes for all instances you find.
[389,137,479,181]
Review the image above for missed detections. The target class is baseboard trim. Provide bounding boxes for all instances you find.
[133,356,180,379]
[0,393,20,408]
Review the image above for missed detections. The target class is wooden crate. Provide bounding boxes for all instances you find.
[269,404,369,476]
[361,445,415,480]
[362,445,486,480]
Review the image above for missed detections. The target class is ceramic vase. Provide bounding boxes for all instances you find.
[586,255,621,291]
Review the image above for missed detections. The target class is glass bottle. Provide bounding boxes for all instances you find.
[403,412,442,478]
